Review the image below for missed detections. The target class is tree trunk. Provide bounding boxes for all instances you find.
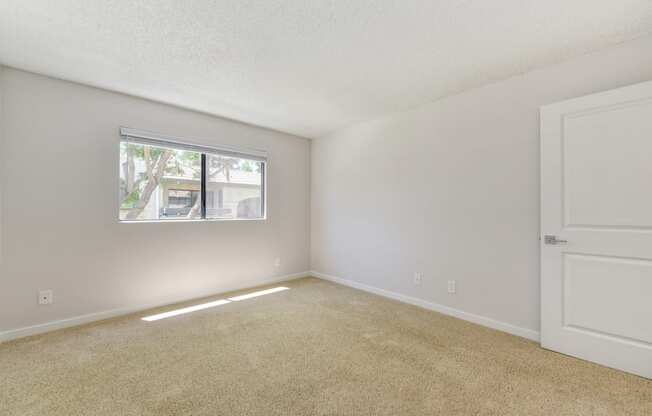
[125,149,174,220]
[186,194,202,219]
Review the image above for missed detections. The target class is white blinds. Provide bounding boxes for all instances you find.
[120,127,268,162]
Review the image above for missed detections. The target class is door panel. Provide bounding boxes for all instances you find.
[564,253,652,345]
[541,81,652,379]
[563,100,652,228]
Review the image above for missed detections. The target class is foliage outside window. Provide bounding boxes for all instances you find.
[119,138,265,221]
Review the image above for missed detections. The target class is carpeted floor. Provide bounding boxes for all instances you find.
[1,277,650,415]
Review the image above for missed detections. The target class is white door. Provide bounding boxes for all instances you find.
[540,81,652,379]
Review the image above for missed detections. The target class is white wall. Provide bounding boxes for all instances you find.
[311,34,652,335]
[0,68,310,336]
[0,66,4,266]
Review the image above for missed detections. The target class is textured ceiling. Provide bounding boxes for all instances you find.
[1,1,652,138]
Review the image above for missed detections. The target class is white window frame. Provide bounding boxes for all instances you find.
[119,127,267,222]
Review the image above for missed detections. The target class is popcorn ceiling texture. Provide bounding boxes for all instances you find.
[1,278,650,416]
[0,1,652,138]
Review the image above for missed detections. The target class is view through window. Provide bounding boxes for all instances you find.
[119,136,265,221]
[206,154,263,219]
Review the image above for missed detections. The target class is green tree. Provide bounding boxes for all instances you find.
[120,144,175,220]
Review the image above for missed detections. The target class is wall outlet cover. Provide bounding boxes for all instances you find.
[413,272,422,285]
[38,289,53,305]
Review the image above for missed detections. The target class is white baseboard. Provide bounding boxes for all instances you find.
[1,271,539,343]
[0,271,310,343]
[310,270,540,342]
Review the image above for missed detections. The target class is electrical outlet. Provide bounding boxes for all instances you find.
[447,280,456,294]
[413,272,422,286]
[274,258,281,268]
[38,290,53,305]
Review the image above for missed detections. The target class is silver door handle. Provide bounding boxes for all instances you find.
[544,235,568,245]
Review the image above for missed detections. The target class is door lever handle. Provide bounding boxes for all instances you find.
[544,235,568,245]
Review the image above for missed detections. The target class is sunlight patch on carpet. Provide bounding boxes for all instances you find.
[228,286,289,301]
[141,287,290,321]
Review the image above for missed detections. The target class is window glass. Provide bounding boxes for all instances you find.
[119,142,202,220]
[205,155,264,219]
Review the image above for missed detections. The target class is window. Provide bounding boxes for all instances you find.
[119,128,266,221]
[206,155,264,219]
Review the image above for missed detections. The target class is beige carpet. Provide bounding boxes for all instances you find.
[1,277,650,416]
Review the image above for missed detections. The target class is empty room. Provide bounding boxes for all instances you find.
[1,1,651,415]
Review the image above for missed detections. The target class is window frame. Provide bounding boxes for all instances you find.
[119,127,267,223]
